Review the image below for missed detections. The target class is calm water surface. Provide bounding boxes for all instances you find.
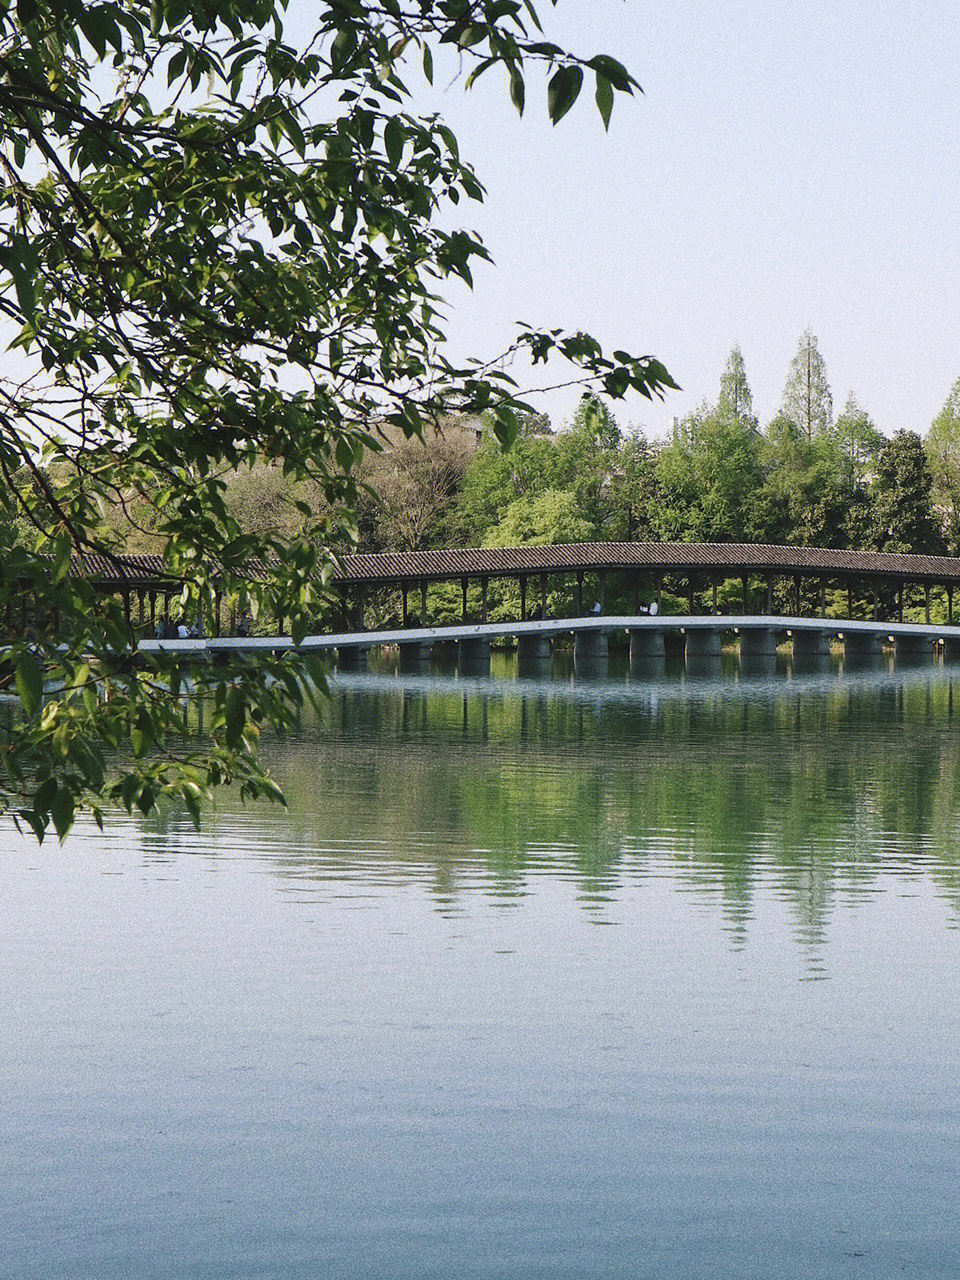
[5,656,960,1278]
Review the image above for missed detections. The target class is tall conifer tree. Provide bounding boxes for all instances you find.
[781,329,833,440]
[926,377,960,553]
[718,345,757,430]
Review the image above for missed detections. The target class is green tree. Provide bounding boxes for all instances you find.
[781,328,833,440]
[455,418,570,543]
[0,0,677,838]
[654,406,764,543]
[757,414,849,547]
[718,344,757,430]
[483,488,593,547]
[609,434,661,540]
[559,394,623,536]
[926,378,960,553]
[834,393,883,488]
[833,393,883,548]
[871,431,942,554]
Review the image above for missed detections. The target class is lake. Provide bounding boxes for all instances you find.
[4,653,960,1279]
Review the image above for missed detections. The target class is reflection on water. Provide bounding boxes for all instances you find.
[166,658,960,968]
[5,659,960,1280]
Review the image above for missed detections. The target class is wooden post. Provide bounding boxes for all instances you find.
[401,585,408,627]
[520,576,527,621]
[712,581,718,614]
[898,583,904,623]
[214,592,222,637]
[872,583,879,621]
[633,575,640,615]
[149,591,156,629]
[847,582,853,618]
[687,578,695,616]
[820,580,826,618]
[741,576,748,614]
[420,579,427,625]
[925,584,931,624]
[540,573,547,618]
[461,577,468,623]
[794,574,801,616]
[481,578,488,624]
[656,576,663,613]
[576,571,584,616]
[598,569,606,613]
[949,585,954,627]
[358,584,366,630]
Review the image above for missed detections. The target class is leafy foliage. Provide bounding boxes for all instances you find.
[0,0,677,838]
[871,431,942,555]
[483,487,593,547]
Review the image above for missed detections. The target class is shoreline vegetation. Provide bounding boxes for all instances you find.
[83,337,960,632]
[94,337,960,569]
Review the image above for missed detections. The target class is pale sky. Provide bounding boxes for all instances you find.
[368,0,960,438]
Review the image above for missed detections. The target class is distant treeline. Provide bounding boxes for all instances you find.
[92,330,960,567]
[340,330,960,560]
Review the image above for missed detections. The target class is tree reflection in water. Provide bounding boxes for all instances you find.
[128,661,960,967]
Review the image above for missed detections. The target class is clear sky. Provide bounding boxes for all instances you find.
[377,0,960,438]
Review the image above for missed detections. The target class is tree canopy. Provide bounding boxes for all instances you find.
[0,0,678,838]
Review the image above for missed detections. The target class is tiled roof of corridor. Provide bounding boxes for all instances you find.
[65,542,960,585]
[334,541,960,584]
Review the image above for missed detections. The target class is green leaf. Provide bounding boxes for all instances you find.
[0,239,39,326]
[224,686,244,749]
[547,65,583,124]
[509,65,525,116]
[595,73,613,130]
[587,55,638,94]
[422,43,434,83]
[50,788,76,843]
[457,24,488,48]
[15,652,43,718]
[384,117,405,169]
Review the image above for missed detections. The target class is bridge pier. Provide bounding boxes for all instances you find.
[398,641,431,671]
[895,633,933,660]
[574,630,608,662]
[628,629,665,662]
[517,633,551,662]
[683,627,724,659]
[943,637,960,662]
[336,645,368,671]
[791,628,832,658]
[842,631,884,659]
[738,626,779,658]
